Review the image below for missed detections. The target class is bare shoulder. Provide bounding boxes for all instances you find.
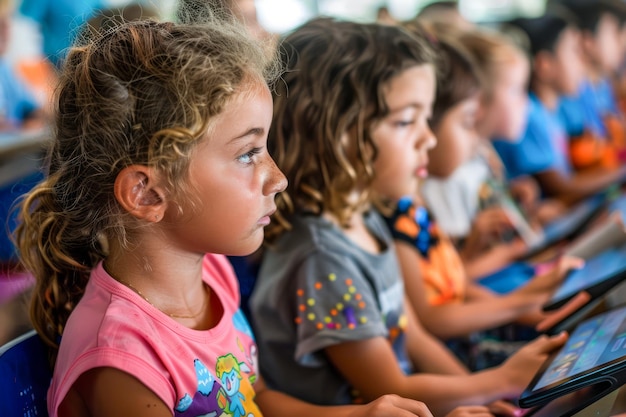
[58,367,171,417]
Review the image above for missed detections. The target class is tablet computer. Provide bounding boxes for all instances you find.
[518,305,626,412]
[520,195,607,259]
[542,244,626,312]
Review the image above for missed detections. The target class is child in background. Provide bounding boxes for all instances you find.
[15,17,445,417]
[387,23,586,371]
[0,0,46,130]
[558,0,626,169]
[493,7,626,205]
[18,0,103,68]
[420,23,535,280]
[251,17,568,417]
[415,1,474,30]
[422,23,570,282]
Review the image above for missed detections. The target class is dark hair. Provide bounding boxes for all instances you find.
[417,1,459,17]
[406,22,481,128]
[559,0,626,32]
[267,18,436,241]
[508,5,578,57]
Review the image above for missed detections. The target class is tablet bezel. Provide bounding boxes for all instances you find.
[542,245,626,312]
[519,306,626,409]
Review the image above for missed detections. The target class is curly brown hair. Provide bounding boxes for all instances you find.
[267,18,436,242]
[15,18,278,363]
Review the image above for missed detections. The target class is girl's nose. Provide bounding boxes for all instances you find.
[265,155,288,195]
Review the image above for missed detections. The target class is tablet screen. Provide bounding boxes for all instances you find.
[546,245,626,309]
[541,196,604,243]
[530,305,626,393]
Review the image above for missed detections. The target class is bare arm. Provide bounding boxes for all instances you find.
[324,330,567,417]
[396,242,538,339]
[66,366,438,417]
[255,376,436,417]
[535,167,626,206]
[62,367,172,417]
[402,294,469,374]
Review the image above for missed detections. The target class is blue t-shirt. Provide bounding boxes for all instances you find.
[19,0,103,66]
[0,59,39,127]
[493,93,572,180]
[559,77,619,139]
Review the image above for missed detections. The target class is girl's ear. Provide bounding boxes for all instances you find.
[114,165,167,222]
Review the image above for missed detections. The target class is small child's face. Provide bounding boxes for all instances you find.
[480,55,529,141]
[371,64,436,201]
[586,13,623,75]
[177,81,287,256]
[429,94,481,176]
[552,27,585,96]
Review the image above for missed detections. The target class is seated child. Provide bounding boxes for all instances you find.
[558,0,626,170]
[250,17,568,417]
[385,24,585,370]
[493,7,626,205]
[419,22,538,280]
[0,0,46,130]
[14,16,449,417]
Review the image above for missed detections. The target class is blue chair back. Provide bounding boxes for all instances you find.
[0,330,51,417]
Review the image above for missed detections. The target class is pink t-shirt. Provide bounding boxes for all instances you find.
[48,254,262,417]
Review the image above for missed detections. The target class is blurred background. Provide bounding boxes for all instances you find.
[7,0,547,66]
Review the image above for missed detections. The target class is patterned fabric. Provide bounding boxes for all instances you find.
[385,197,466,305]
[251,211,411,405]
[384,197,538,371]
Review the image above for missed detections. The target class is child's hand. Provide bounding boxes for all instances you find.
[535,291,591,333]
[348,394,434,417]
[472,207,515,241]
[534,199,567,225]
[487,400,523,417]
[510,177,540,212]
[498,332,568,394]
[445,405,497,417]
[518,256,585,297]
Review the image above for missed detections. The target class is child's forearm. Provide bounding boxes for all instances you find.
[418,292,537,339]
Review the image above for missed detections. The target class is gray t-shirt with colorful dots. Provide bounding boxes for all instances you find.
[250,211,411,405]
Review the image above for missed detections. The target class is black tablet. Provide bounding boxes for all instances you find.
[518,305,626,412]
[542,243,626,312]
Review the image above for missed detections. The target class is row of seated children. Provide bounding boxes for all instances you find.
[246,3,626,414]
[493,1,626,206]
[248,15,599,417]
[9,5,557,417]
[9,4,626,417]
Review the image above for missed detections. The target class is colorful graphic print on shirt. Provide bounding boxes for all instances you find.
[174,310,260,417]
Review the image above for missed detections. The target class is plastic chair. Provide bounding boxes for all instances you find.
[0,329,51,417]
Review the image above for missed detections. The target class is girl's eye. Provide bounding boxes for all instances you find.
[237,147,263,164]
[394,120,415,127]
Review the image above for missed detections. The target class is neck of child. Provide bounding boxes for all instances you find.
[531,82,560,111]
[584,63,603,84]
[104,236,213,324]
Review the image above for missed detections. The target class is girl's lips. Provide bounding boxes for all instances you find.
[416,165,429,178]
[259,209,276,225]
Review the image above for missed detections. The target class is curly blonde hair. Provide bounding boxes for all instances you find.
[267,18,436,241]
[15,18,278,363]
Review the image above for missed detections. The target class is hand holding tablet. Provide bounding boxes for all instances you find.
[519,305,626,415]
[543,243,626,312]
